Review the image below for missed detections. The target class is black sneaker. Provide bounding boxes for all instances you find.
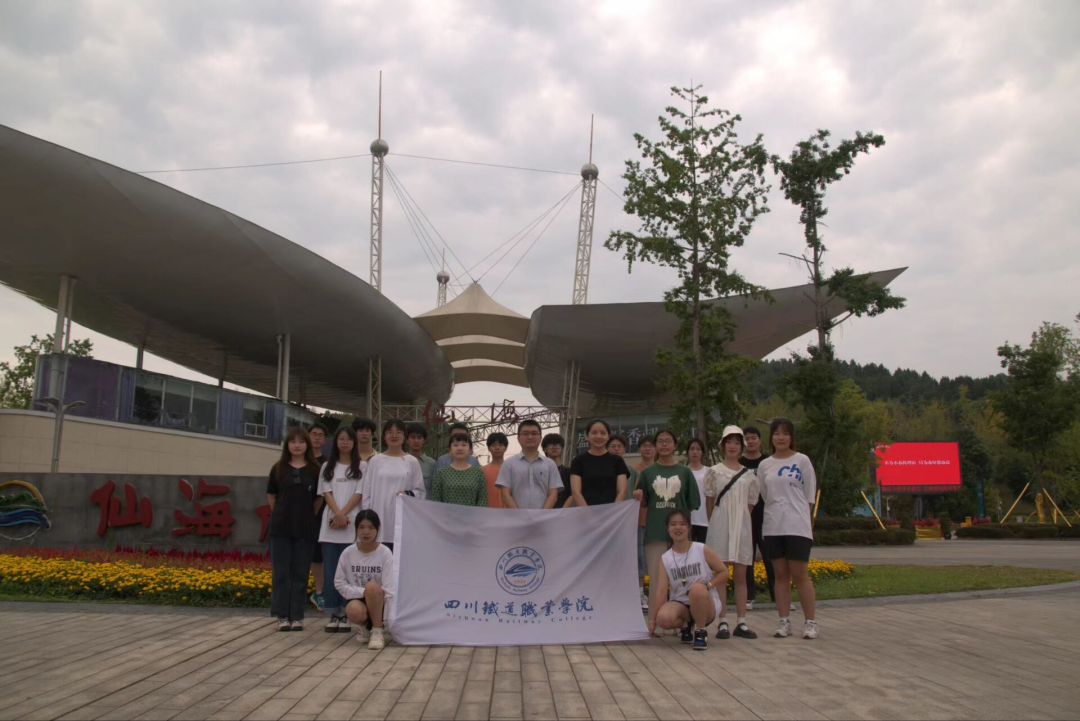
[680,624,693,644]
[692,629,708,651]
[733,622,757,639]
[715,621,730,640]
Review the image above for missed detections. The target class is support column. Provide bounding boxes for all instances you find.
[49,274,71,399]
[218,352,227,388]
[275,335,284,398]
[368,356,383,441]
[62,278,76,353]
[280,333,291,402]
[136,344,145,370]
[560,360,581,466]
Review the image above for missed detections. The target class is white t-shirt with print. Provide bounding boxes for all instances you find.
[758,452,817,539]
[317,462,364,544]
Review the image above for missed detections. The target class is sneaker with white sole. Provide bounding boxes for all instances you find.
[277,617,291,632]
[774,618,791,638]
[368,628,386,650]
[290,619,304,632]
[310,592,325,612]
[640,590,649,611]
[803,620,819,639]
[324,615,341,633]
[746,599,755,611]
[355,626,370,644]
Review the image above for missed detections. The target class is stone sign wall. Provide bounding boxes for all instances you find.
[0,472,273,552]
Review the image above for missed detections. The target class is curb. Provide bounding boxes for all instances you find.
[748,579,1080,611]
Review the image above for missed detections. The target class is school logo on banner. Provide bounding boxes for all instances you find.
[496,546,545,595]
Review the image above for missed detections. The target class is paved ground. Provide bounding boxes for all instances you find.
[2,587,1079,721]
[814,538,1080,571]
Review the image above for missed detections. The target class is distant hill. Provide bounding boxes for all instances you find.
[744,358,1007,404]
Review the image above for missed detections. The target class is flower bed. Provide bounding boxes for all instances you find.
[645,558,853,595]
[0,546,296,607]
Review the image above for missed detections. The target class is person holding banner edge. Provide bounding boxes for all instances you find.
[336,509,394,650]
[649,509,728,650]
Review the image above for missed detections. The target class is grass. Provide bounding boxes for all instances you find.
[804,564,1079,601]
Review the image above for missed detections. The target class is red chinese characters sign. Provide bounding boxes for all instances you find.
[89,480,153,537]
[173,478,235,538]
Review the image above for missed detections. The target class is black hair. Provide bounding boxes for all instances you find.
[686,437,706,455]
[541,432,565,449]
[655,429,678,446]
[742,425,761,439]
[518,419,542,434]
[607,433,629,449]
[585,418,611,436]
[448,422,469,433]
[449,432,472,448]
[486,432,509,447]
[355,508,381,533]
[769,418,797,452]
[406,422,428,439]
[381,418,408,446]
[637,434,656,447]
[323,426,362,481]
[666,508,692,527]
[309,422,329,437]
[352,417,377,433]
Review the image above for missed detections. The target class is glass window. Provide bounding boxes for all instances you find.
[163,379,193,427]
[132,372,164,425]
[192,385,218,432]
[243,397,266,426]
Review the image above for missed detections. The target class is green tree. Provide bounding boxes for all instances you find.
[0,334,94,409]
[606,85,770,455]
[772,129,905,497]
[990,321,1080,495]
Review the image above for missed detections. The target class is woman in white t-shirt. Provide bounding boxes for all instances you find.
[704,425,759,641]
[359,419,425,550]
[336,509,394,650]
[758,417,818,640]
[685,438,709,543]
[647,509,728,651]
[318,427,364,633]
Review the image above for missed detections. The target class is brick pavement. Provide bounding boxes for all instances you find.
[1,588,1078,720]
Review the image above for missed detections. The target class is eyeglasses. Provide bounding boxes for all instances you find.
[519,431,541,437]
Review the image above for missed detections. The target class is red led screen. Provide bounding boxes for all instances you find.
[875,442,962,494]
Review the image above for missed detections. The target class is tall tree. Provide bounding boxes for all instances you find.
[0,334,94,409]
[772,129,905,488]
[606,85,770,454]
[990,320,1080,494]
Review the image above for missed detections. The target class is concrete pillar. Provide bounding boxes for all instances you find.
[136,344,145,370]
[49,274,71,398]
[62,278,76,353]
[280,333,291,403]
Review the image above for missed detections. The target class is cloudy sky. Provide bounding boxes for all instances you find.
[2,0,1078,409]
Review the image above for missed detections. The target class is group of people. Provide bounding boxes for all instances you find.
[265,415,818,651]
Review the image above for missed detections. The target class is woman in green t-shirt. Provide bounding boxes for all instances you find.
[430,432,489,507]
[632,429,701,616]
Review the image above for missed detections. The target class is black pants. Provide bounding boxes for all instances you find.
[691,526,708,544]
[746,533,776,602]
[270,535,315,622]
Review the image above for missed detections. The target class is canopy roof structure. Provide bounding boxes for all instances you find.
[525,268,906,415]
[414,283,528,387]
[0,124,453,411]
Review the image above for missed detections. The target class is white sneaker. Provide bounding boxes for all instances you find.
[355,626,370,644]
[368,628,386,650]
[746,600,755,611]
[639,590,649,610]
[774,618,791,638]
[324,616,340,633]
[803,620,819,639]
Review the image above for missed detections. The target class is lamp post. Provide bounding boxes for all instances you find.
[37,397,85,472]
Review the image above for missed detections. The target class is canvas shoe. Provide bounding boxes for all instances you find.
[277,617,291,632]
[746,599,755,611]
[803,620,819,639]
[324,615,339,633]
[354,626,370,644]
[337,615,354,633]
[290,620,304,632]
[679,624,694,644]
[774,618,791,638]
[692,628,708,651]
[368,628,386,651]
[640,590,649,611]
[310,592,325,612]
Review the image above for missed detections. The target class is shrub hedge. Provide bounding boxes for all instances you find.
[814,528,915,546]
[813,516,883,532]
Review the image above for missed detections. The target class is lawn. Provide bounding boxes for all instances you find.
[805,564,1079,601]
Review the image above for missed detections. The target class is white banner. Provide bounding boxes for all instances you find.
[390,496,649,646]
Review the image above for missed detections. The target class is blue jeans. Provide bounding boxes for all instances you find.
[321,542,351,615]
[637,526,647,579]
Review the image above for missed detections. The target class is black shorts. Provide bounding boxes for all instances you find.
[763,535,813,562]
[691,526,708,544]
[311,543,323,564]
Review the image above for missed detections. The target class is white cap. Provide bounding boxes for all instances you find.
[720,425,744,442]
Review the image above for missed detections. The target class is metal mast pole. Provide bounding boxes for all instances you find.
[562,116,599,461]
[368,71,387,432]
[436,250,449,307]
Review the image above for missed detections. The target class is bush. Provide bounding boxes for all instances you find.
[814,516,881,532]
[1058,525,1080,538]
[814,528,915,546]
[1015,525,1060,539]
[957,525,1010,539]
[938,515,952,540]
